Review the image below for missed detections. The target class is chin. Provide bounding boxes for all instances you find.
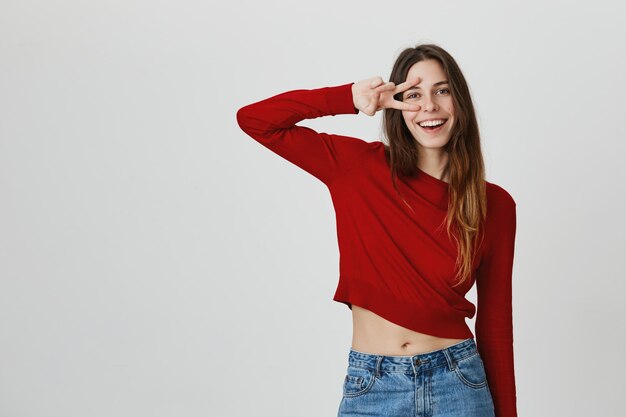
[413,137,452,149]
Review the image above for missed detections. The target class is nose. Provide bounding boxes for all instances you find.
[422,95,438,112]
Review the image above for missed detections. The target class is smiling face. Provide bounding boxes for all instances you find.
[401,59,456,152]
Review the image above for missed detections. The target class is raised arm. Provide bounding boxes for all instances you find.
[235,77,421,186]
[236,82,368,186]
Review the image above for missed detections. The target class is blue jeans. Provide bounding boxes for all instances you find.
[337,338,495,417]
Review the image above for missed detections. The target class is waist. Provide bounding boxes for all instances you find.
[351,304,468,355]
[347,337,478,373]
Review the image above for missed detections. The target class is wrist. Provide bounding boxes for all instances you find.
[351,82,359,113]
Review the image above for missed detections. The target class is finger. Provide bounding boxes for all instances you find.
[395,76,421,92]
[374,82,396,93]
[389,100,421,111]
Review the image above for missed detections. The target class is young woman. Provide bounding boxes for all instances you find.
[236,43,518,417]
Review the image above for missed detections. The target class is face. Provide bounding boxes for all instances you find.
[401,59,456,152]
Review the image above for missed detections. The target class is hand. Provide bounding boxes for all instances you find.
[352,76,422,116]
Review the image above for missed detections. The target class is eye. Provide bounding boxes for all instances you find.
[436,88,450,95]
[405,92,420,100]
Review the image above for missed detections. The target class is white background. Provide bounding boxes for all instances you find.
[1,0,625,416]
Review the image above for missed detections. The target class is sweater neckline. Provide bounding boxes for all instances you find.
[378,142,449,189]
[416,167,449,189]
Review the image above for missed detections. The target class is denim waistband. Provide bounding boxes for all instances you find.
[347,337,478,374]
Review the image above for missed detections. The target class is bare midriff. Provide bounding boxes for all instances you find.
[351,304,468,356]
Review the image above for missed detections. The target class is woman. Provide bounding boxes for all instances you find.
[236,43,518,417]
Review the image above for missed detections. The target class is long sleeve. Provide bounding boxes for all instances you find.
[235,82,371,186]
[475,201,518,417]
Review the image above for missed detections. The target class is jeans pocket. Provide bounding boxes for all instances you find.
[452,352,488,389]
[342,365,376,398]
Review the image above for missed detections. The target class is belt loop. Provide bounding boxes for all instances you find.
[374,355,383,378]
[442,347,456,371]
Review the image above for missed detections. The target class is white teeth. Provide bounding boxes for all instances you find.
[418,119,446,127]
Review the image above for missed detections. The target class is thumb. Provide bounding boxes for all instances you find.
[370,77,384,88]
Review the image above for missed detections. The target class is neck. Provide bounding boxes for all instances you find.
[417,152,449,182]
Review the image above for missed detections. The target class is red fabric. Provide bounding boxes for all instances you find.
[236,82,518,417]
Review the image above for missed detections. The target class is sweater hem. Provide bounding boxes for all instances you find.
[333,277,475,340]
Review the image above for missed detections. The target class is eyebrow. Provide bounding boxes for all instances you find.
[405,80,450,92]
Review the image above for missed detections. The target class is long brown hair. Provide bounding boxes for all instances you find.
[382,43,487,287]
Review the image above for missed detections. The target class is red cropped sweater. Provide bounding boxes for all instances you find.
[236,82,518,417]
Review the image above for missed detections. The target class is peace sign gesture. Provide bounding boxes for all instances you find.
[352,76,422,116]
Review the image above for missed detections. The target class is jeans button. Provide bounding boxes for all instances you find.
[414,358,421,365]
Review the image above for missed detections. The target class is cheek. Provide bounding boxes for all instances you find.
[402,111,417,125]
[448,116,457,132]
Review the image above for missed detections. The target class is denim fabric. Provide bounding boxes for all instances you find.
[337,338,495,417]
